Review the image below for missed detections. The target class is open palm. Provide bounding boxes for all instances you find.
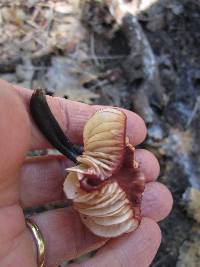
[0,80,172,267]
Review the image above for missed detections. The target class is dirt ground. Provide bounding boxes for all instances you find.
[0,1,200,266]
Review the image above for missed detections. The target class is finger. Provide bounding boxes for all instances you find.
[22,179,172,229]
[29,182,171,266]
[141,182,173,222]
[135,149,160,182]
[0,205,37,267]
[20,155,69,208]
[32,208,108,267]
[13,84,147,150]
[70,218,161,267]
[20,149,160,207]
[0,81,30,206]
[32,208,161,267]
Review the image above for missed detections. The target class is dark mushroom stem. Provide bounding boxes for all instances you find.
[30,89,82,163]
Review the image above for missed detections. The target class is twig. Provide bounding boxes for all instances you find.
[87,55,126,60]
[90,33,100,67]
[185,96,200,129]
[89,79,109,91]
[106,0,164,122]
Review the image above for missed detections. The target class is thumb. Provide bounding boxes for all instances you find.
[0,80,31,206]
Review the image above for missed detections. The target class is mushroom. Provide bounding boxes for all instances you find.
[30,89,145,238]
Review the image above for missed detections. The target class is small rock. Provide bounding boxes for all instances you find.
[148,124,164,141]
[54,2,74,14]
[176,227,200,267]
[146,14,165,32]
[132,91,155,123]
[168,3,184,16]
[183,187,200,224]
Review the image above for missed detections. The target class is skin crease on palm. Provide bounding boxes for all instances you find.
[0,79,173,267]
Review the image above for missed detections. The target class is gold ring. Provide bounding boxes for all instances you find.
[26,218,45,267]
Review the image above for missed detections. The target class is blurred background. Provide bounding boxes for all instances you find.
[0,0,199,266]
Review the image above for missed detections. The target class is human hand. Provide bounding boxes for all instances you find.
[0,80,172,267]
